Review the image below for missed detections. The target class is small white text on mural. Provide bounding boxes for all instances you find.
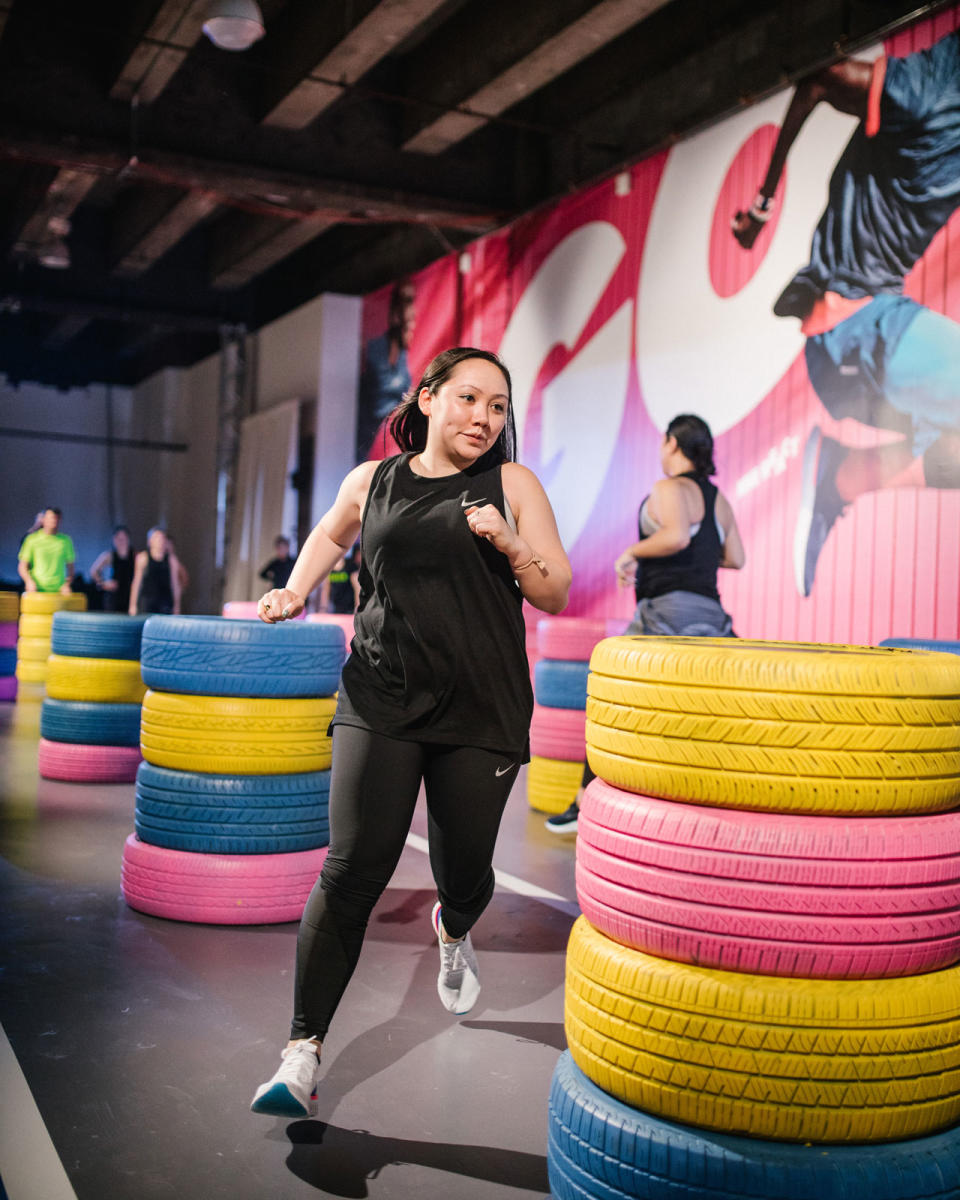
[735,435,800,498]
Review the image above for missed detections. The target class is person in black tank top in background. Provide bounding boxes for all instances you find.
[90,525,135,613]
[615,413,745,635]
[546,414,746,835]
[251,347,571,1119]
[128,526,182,615]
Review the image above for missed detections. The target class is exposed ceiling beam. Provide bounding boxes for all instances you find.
[403,0,675,154]
[110,0,207,106]
[0,134,502,233]
[263,0,450,130]
[1,291,225,333]
[13,168,98,253]
[42,315,94,348]
[211,217,337,289]
[114,191,220,277]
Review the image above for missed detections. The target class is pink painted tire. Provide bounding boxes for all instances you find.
[537,617,627,661]
[121,834,327,924]
[306,613,355,642]
[38,738,141,783]
[530,704,586,760]
[0,621,17,649]
[0,674,16,701]
[577,778,960,978]
[222,601,305,620]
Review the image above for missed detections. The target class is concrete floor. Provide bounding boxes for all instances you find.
[0,693,580,1200]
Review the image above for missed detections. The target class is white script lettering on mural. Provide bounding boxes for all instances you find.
[734,435,801,498]
[499,222,631,551]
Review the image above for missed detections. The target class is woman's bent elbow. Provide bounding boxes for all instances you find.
[546,572,572,614]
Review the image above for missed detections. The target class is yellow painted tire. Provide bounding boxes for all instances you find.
[527,755,583,814]
[15,659,47,683]
[18,613,53,638]
[140,690,335,774]
[16,636,50,663]
[20,592,87,615]
[587,637,960,814]
[45,654,146,703]
[0,592,20,622]
[566,916,960,1143]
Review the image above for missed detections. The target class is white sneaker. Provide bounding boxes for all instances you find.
[250,1038,320,1118]
[432,901,481,1015]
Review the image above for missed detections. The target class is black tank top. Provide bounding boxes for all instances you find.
[634,473,722,603]
[111,549,134,612]
[333,453,533,758]
[138,553,174,614]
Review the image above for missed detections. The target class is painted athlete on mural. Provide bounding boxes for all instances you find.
[355,281,417,461]
[733,30,960,597]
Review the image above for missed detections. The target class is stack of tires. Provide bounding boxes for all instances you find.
[881,636,960,656]
[121,616,346,925]
[39,613,149,783]
[549,636,960,1200]
[527,617,624,815]
[15,592,87,694]
[0,592,18,701]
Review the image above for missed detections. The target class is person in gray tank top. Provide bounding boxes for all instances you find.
[250,347,571,1120]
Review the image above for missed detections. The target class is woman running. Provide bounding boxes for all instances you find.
[251,347,571,1117]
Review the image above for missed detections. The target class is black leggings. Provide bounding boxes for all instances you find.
[291,724,521,1040]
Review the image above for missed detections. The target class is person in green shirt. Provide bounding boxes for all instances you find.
[18,507,75,594]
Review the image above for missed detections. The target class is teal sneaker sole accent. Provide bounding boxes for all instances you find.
[250,1082,313,1118]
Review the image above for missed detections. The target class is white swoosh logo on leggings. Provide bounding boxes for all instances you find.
[461,497,487,507]
[495,763,516,777]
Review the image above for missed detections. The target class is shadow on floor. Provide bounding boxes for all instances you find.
[286,1120,550,1198]
[460,1019,567,1052]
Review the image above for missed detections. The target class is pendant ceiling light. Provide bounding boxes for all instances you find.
[202,0,265,51]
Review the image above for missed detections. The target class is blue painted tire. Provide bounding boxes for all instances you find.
[51,612,150,660]
[535,659,590,709]
[134,763,330,854]
[0,647,16,675]
[140,615,345,697]
[40,698,142,746]
[548,1052,960,1200]
[880,637,960,656]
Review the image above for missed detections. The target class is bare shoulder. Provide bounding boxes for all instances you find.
[715,487,739,525]
[715,488,735,519]
[330,459,381,526]
[501,461,544,501]
[654,474,698,502]
[351,459,381,486]
[344,459,380,498]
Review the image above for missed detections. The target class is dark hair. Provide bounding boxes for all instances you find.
[389,347,516,470]
[274,535,290,546]
[44,506,62,517]
[666,414,716,476]
[113,524,130,535]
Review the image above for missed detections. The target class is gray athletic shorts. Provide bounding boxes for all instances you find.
[627,590,735,637]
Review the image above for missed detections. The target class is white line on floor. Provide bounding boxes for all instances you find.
[0,1023,78,1200]
[404,832,580,918]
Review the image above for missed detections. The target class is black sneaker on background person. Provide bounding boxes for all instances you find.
[544,800,579,834]
[793,427,850,598]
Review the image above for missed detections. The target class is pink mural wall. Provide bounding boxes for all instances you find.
[356,4,960,644]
